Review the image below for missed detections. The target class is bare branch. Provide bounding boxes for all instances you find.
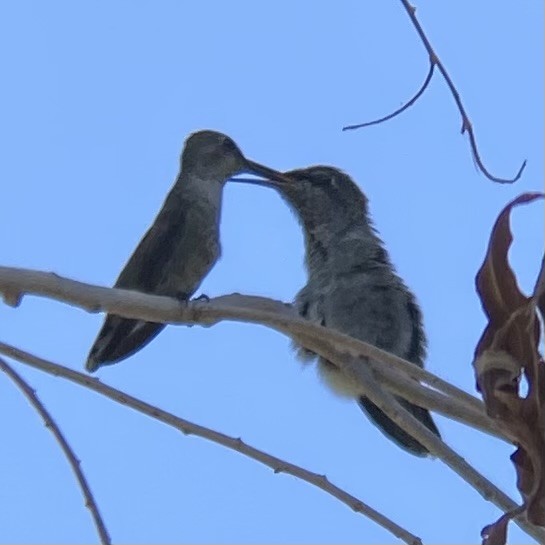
[343,62,435,131]
[0,343,422,545]
[0,267,543,540]
[344,0,527,184]
[0,266,488,422]
[1,345,543,543]
[337,357,545,543]
[400,0,527,183]
[0,358,111,545]
[0,266,507,440]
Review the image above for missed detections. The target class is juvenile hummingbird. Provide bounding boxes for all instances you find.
[241,166,440,456]
[86,130,290,372]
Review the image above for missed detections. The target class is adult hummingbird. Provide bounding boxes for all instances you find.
[86,130,290,373]
[241,165,440,456]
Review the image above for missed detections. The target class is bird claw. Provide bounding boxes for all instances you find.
[193,293,210,303]
[174,291,190,304]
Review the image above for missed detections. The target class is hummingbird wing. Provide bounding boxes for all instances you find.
[86,193,186,372]
[324,278,440,457]
[86,318,165,372]
[114,192,186,292]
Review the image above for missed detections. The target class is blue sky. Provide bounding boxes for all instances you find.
[0,1,543,543]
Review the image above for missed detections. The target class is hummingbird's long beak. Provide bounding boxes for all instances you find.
[233,159,292,187]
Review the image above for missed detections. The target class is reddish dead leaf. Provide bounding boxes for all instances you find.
[475,192,543,363]
[473,350,522,419]
[481,512,511,545]
[517,363,545,526]
[473,192,545,535]
[534,256,545,322]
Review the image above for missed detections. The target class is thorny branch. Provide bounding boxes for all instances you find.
[0,342,422,545]
[1,268,545,542]
[343,0,527,184]
[0,358,111,545]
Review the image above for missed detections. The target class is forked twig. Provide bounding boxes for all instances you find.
[0,357,111,545]
[343,0,527,184]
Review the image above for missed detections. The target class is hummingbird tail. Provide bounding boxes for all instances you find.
[357,395,440,457]
[86,317,165,372]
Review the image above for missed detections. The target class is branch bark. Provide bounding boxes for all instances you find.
[0,342,422,545]
[0,357,111,544]
[0,266,494,431]
[1,266,542,541]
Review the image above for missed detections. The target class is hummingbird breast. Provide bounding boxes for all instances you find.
[292,233,424,398]
[157,196,222,298]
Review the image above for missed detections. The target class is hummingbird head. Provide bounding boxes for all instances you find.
[270,166,370,234]
[181,130,247,180]
[181,130,292,186]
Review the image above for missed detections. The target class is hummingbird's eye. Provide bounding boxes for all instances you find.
[221,138,238,153]
[315,174,336,188]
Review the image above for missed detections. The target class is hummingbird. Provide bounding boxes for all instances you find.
[240,166,440,456]
[86,130,291,373]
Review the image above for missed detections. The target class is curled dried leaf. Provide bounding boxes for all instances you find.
[481,512,511,545]
[473,350,521,420]
[474,193,545,538]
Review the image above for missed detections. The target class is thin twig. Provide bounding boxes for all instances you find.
[0,357,111,545]
[400,0,527,184]
[0,342,422,545]
[343,62,435,130]
[344,0,527,184]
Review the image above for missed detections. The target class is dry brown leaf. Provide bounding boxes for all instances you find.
[534,256,545,322]
[473,192,545,541]
[481,512,511,545]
